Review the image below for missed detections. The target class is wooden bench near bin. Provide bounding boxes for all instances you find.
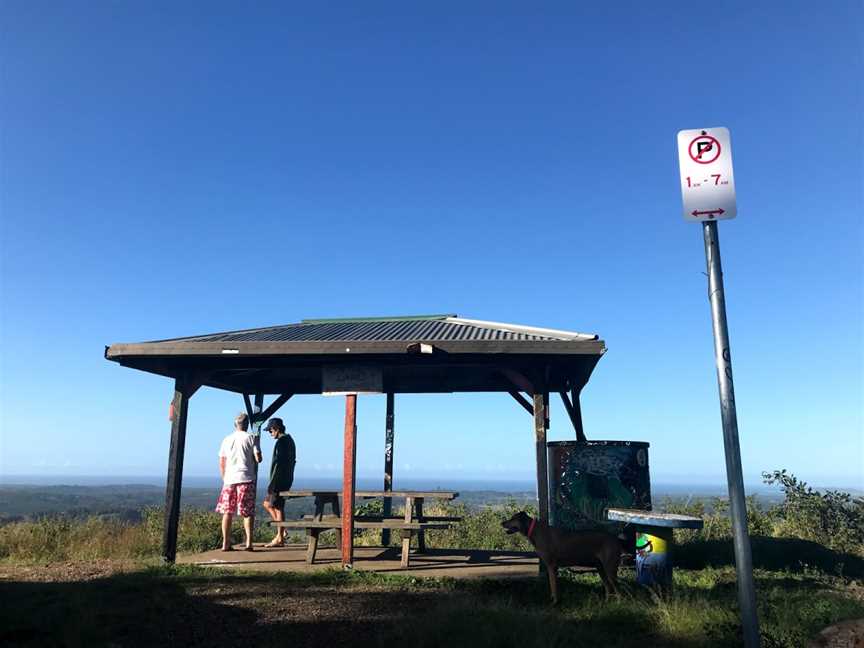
[272,490,461,567]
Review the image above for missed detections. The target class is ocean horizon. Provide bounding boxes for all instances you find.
[2,473,859,497]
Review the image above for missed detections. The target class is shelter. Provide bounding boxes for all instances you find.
[105,314,606,566]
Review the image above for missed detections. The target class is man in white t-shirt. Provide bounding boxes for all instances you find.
[214,412,262,551]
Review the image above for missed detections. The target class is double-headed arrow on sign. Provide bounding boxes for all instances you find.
[692,208,725,218]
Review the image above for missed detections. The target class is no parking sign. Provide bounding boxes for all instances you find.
[677,127,737,221]
[675,125,758,646]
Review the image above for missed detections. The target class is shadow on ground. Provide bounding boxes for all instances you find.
[1,564,860,648]
[0,570,429,647]
[675,536,864,577]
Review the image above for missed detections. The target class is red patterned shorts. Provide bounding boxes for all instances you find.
[215,481,256,517]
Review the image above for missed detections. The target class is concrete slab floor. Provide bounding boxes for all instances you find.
[179,544,540,579]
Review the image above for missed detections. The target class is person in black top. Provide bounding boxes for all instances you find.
[261,418,296,547]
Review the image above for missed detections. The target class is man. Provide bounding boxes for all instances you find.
[261,417,296,547]
[215,412,262,551]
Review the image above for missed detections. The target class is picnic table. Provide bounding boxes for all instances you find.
[274,490,460,567]
[606,508,704,590]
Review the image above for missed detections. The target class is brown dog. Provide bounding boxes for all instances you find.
[501,511,622,605]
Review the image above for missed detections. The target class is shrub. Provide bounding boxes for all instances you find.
[661,496,765,544]
[350,499,536,551]
[762,470,864,555]
[142,506,281,551]
[427,500,536,551]
[0,516,155,563]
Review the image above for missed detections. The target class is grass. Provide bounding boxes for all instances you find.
[0,516,155,563]
[0,508,297,563]
[1,477,862,646]
[0,562,861,647]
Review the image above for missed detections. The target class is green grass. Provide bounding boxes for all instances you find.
[1,473,862,646]
[0,508,291,564]
[0,563,860,647]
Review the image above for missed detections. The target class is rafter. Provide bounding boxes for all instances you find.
[507,390,534,415]
[559,390,587,442]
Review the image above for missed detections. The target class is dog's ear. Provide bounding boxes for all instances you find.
[518,511,530,533]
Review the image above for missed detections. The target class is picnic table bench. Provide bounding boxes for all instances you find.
[606,508,704,589]
[273,490,460,567]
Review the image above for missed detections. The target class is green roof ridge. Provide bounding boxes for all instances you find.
[301,314,457,324]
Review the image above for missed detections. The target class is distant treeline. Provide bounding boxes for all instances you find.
[0,470,861,567]
[0,485,536,523]
[3,471,860,559]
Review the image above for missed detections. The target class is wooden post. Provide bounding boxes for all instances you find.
[533,392,549,524]
[401,495,414,567]
[253,393,264,430]
[162,376,198,563]
[252,393,263,483]
[415,497,426,552]
[543,392,550,430]
[382,392,395,546]
[571,388,585,442]
[341,394,358,568]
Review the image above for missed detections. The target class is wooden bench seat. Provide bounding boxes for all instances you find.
[300,514,462,524]
[271,517,458,566]
[271,489,462,568]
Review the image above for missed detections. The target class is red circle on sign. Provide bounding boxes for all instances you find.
[688,135,721,164]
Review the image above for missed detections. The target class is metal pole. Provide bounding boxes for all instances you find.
[703,221,760,647]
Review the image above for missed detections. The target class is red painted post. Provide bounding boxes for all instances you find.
[341,394,358,568]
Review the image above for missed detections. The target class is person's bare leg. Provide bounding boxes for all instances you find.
[263,498,275,520]
[243,515,254,549]
[275,506,285,543]
[221,513,233,551]
[263,499,282,545]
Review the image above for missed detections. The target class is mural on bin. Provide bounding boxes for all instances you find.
[548,441,651,532]
[635,532,669,586]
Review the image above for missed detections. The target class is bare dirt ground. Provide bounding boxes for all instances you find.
[0,560,469,647]
[0,559,136,582]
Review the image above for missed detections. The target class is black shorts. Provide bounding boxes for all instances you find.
[265,490,285,510]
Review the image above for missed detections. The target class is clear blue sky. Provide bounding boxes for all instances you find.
[1,2,861,489]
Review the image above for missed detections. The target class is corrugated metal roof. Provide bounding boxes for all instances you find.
[147,316,598,344]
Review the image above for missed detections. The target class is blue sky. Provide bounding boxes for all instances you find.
[1,2,861,489]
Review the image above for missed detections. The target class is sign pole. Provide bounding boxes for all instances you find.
[702,220,760,648]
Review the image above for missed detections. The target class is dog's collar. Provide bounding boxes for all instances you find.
[527,517,537,540]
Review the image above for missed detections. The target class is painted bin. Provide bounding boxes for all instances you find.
[546,440,651,533]
[635,528,671,588]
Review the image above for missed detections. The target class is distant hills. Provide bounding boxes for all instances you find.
[0,479,811,523]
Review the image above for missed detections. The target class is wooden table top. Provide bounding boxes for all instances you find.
[357,490,459,499]
[606,508,704,529]
[278,490,341,498]
[279,489,458,500]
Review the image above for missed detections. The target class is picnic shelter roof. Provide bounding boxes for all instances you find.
[105,315,606,395]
